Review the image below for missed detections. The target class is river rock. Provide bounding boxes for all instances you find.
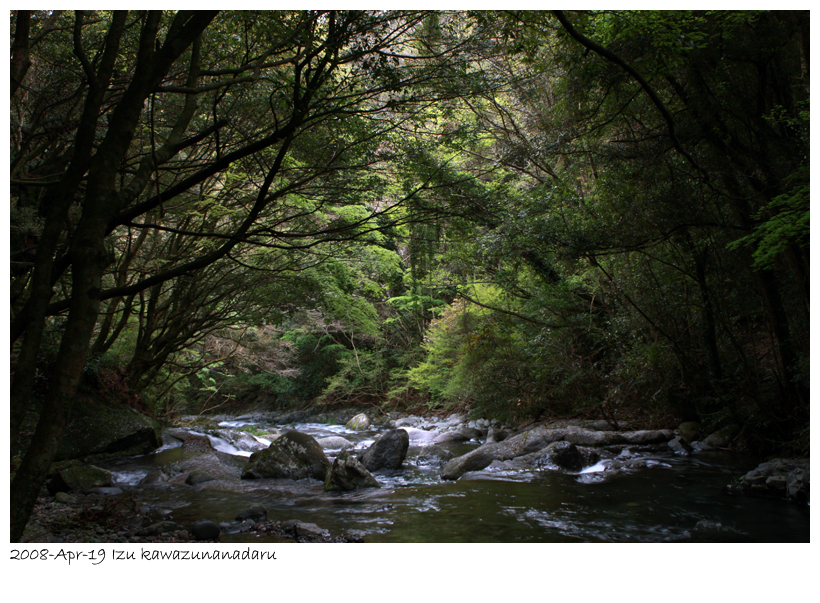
[703,424,740,448]
[404,427,438,446]
[283,520,328,539]
[185,470,217,485]
[346,413,372,431]
[236,506,268,522]
[543,441,584,471]
[241,430,330,480]
[445,413,467,426]
[191,520,221,541]
[182,433,216,453]
[359,429,409,471]
[563,428,623,446]
[728,458,810,503]
[275,409,311,424]
[441,445,502,479]
[316,436,354,451]
[678,421,703,444]
[54,492,79,504]
[565,428,673,447]
[59,465,114,491]
[171,449,243,484]
[56,397,161,462]
[325,452,380,491]
[441,425,567,480]
[432,427,481,445]
[395,417,419,428]
[545,419,618,432]
[667,436,692,456]
[485,427,510,443]
[212,429,269,454]
[441,424,670,480]
[416,445,456,467]
[137,521,182,537]
[164,427,194,442]
[86,487,124,496]
[139,470,167,485]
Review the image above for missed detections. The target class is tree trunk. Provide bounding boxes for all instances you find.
[10,10,215,541]
[10,234,108,542]
[10,11,31,97]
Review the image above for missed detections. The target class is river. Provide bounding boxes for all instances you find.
[97,418,810,543]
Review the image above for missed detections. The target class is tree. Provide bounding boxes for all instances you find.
[9,9,490,541]
[388,10,809,437]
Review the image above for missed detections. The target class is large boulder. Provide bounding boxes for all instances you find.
[325,452,380,491]
[168,449,244,485]
[241,430,330,481]
[441,424,670,480]
[55,397,161,461]
[441,425,568,480]
[491,425,569,458]
[359,429,409,471]
[563,427,673,447]
[441,445,502,479]
[543,441,584,471]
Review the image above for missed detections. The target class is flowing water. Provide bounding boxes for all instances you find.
[98,419,810,543]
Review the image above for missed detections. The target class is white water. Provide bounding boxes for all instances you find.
[252,434,272,447]
[579,460,610,474]
[205,433,253,457]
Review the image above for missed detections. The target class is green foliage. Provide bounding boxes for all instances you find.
[728,166,810,270]
[13,11,807,452]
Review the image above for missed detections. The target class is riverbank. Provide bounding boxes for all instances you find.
[22,495,362,543]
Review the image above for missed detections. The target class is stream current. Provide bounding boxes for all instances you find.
[98,419,810,543]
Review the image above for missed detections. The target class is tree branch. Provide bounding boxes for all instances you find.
[552,10,708,180]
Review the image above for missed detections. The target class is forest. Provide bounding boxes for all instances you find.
[9,10,809,542]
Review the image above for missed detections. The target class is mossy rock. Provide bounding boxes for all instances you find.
[56,397,161,462]
[241,430,330,480]
[678,421,703,444]
[703,424,740,448]
[345,413,371,431]
[59,465,113,491]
